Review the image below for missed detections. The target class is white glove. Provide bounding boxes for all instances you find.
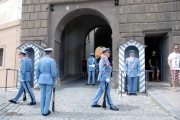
[106,78,110,83]
[137,74,140,76]
[20,79,25,82]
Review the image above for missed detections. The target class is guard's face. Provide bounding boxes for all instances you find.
[107,52,111,57]
[152,51,156,55]
[19,53,23,58]
[130,53,135,57]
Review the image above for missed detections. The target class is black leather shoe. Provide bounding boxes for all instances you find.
[8,99,16,104]
[23,97,26,101]
[92,84,95,86]
[86,84,90,85]
[28,102,36,105]
[128,93,132,95]
[110,107,119,111]
[43,110,51,116]
[92,104,101,107]
[133,93,137,96]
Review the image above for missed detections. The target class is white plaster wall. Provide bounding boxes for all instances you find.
[0,0,22,25]
[86,30,95,59]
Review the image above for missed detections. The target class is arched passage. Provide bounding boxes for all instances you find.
[54,8,112,80]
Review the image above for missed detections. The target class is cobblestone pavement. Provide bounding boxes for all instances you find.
[0,78,177,120]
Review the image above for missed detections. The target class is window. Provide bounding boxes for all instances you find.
[0,48,3,66]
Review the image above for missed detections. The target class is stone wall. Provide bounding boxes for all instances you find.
[119,0,180,45]
[21,0,98,47]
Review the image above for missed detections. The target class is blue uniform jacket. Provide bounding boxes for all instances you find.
[19,57,31,81]
[26,57,32,74]
[97,56,111,82]
[36,56,57,85]
[124,57,140,77]
[87,57,97,71]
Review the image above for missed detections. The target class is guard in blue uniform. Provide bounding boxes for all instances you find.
[91,48,119,111]
[124,50,140,96]
[87,53,97,86]
[22,51,33,101]
[8,50,36,105]
[36,48,57,116]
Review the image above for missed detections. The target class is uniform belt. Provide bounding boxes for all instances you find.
[41,72,50,74]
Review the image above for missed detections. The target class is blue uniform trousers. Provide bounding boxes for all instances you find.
[128,76,137,93]
[13,81,36,103]
[92,81,114,108]
[87,71,95,84]
[39,84,53,114]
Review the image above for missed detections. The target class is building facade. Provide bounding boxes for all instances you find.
[0,0,22,87]
[1,0,180,88]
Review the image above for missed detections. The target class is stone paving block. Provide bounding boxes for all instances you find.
[119,24,130,32]
[21,13,30,21]
[146,13,157,23]
[166,12,176,21]
[140,4,149,13]
[128,14,136,23]
[124,6,132,14]
[35,5,41,12]
[135,0,142,4]
[22,6,28,13]
[32,0,39,4]
[158,3,168,12]
[136,14,145,23]
[167,2,176,12]
[28,5,34,13]
[143,0,151,4]
[127,0,135,5]
[39,12,48,20]
[143,23,157,30]
[131,24,142,32]
[119,14,128,23]
[0,79,177,120]
[132,5,140,14]
[149,4,158,13]
[41,4,49,12]
[30,13,39,20]
[119,0,127,5]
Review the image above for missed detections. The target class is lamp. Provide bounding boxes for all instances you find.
[51,5,54,11]
[115,0,119,6]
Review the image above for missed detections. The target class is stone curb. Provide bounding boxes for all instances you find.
[148,88,180,120]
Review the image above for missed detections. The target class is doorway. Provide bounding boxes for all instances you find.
[145,32,168,82]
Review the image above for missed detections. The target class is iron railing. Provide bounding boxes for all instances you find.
[112,70,154,97]
[5,68,19,92]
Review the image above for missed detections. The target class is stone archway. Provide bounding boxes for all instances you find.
[50,7,114,80]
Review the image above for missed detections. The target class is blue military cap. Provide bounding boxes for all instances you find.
[44,48,53,52]
[102,48,110,53]
[25,51,29,54]
[129,50,135,54]
[90,53,94,56]
[19,50,26,55]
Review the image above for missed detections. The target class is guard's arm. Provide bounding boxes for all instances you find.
[20,59,26,80]
[51,60,57,83]
[124,59,128,73]
[36,61,40,81]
